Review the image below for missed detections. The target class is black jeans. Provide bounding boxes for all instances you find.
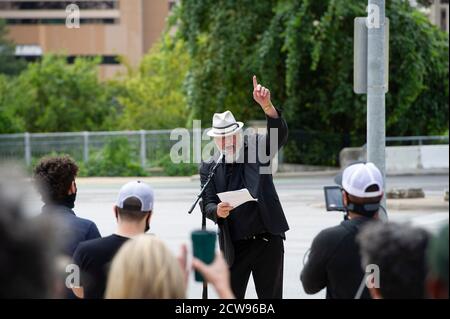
[230,234,284,299]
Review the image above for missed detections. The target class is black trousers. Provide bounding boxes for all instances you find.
[230,234,284,299]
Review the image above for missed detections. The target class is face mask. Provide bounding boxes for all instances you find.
[59,193,76,209]
[144,214,151,233]
[344,192,379,217]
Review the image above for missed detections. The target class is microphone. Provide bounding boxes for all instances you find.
[188,153,224,214]
[213,152,225,169]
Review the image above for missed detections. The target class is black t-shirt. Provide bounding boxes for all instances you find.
[73,234,129,299]
[225,163,267,241]
[300,217,375,299]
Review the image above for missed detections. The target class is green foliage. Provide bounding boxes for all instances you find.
[0,20,27,132]
[81,138,147,177]
[117,36,191,130]
[0,75,24,133]
[0,36,190,133]
[177,0,449,164]
[416,0,434,7]
[179,0,278,124]
[2,55,117,133]
[0,19,27,76]
[284,130,365,166]
[155,154,199,177]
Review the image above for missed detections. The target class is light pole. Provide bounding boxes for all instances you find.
[367,0,387,191]
[354,0,389,219]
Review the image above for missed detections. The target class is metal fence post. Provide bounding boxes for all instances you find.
[279,148,284,165]
[140,130,147,169]
[24,132,31,167]
[83,131,89,163]
[193,120,202,164]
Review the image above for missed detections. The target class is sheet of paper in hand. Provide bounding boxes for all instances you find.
[217,188,257,209]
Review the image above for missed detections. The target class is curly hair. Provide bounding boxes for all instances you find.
[33,155,78,203]
[357,222,430,299]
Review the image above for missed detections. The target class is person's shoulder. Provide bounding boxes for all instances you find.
[201,157,215,166]
[74,215,99,233]
[75,235,115,256]
[76,236,105,252]
[73,214,96,226]
[73,236,112,266]
[314,222,351,244]
[200,156,218,173]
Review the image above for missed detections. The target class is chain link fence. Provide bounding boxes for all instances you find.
[0,129,355,168]
[1,130,447,169]
[0,130,178,168]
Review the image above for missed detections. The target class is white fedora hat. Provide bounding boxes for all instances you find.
[206,111,244,137]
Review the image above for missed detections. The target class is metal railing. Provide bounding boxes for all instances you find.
[1,130,448,168]
[385,135,449,145]
[0,130,175,167]
[362,135,449,149]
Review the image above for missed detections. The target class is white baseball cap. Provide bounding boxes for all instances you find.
[116,181,154,212]
[335,162,384,198]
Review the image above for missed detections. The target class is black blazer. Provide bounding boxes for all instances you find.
[200,110,290,266]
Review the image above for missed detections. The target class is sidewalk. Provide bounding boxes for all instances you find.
[387,196,449,212]
[310,195,448,213]
[76,169,449,183]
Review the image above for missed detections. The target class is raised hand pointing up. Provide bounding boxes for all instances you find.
[252,75,278,119]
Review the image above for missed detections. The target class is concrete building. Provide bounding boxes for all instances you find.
[430,0,449,33]
[411,0,449,33]
[0,0,174,78]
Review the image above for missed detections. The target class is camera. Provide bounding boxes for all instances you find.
[323,186,346,212]
[323,185,388,218]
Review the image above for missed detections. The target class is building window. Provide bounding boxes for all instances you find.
[6,19,117,25]
[0,1,120,25]
[0,1,119,11]
[15,53,120,65]
[441,8,448,31]
[169,0,178,11]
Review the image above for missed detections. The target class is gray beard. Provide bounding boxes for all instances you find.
[219,131,244,164]
[223,145,243,163]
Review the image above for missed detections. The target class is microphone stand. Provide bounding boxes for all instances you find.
[188,154,223,215]
[188,154,223,299]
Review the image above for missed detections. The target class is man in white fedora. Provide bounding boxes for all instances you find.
[200,75,289,299]
[206,110,245,164]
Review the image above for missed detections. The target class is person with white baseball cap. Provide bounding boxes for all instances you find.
[72,181,154,299]
[301,162,384,299]
[335,161,384,217]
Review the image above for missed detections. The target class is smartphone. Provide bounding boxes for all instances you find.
[191,230,217,282]
[324,186,346,212]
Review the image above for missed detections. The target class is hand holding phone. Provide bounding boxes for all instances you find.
[191,230,217,282]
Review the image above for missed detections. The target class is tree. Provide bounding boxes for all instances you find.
[177,0,449,164]
[0,36,191,133]
[117,36,191,130]
[0,75,24,133]
[0,19,26,76]
[6,55,117,132]
[178,0,278,124]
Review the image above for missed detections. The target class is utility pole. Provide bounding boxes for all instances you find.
[367,0,387,191]
[354,0,389,219]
